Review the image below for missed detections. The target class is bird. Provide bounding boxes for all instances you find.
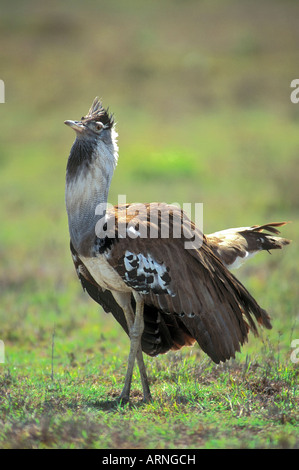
[64,97,290,403]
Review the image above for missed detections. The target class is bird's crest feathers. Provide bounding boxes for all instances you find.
[82,97,114,129]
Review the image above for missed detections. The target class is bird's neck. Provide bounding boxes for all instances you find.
[65,135,118,256]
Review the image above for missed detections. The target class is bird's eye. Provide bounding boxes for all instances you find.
[96,123,103,131]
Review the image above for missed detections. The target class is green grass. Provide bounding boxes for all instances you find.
[0,335,297,448]
[0,0,298,449]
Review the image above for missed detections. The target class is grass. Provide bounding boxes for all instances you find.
[0,337,297,448]
[0,0,298,449]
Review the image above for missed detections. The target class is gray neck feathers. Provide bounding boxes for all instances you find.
[65,129,118,255]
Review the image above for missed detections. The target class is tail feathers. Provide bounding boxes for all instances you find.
[250,221,290,235]
[242,223,291,252]
[238,222,291,257]
[207,221,291,269]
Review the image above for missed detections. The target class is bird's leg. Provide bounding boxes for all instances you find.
[119,305,135,402]
[136,348,152,403]
[120,298,151,402]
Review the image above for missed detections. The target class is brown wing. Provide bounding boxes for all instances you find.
[104,203,272,363]
[70,241,195,357]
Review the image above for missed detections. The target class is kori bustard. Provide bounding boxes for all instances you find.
[65,98,290,402]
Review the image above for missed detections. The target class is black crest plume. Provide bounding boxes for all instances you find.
[82,97,114,129]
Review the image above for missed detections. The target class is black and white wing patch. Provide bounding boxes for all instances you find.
[117,250,175,296]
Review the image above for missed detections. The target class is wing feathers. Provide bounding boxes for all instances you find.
[71,206,290,364]
[101,205,276,363]
[70,241,195,357]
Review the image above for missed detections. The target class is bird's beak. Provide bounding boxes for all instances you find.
[64,120,85,133]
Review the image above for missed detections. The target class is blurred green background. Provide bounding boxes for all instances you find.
[0,0,298,448]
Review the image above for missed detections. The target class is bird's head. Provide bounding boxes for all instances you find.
[64,96,114,140]
[65,97,118,182]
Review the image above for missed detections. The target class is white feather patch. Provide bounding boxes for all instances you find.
[123,250,174,295]
[225,251,257,270]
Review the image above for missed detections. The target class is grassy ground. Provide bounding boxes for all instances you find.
[0,0,298,449]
